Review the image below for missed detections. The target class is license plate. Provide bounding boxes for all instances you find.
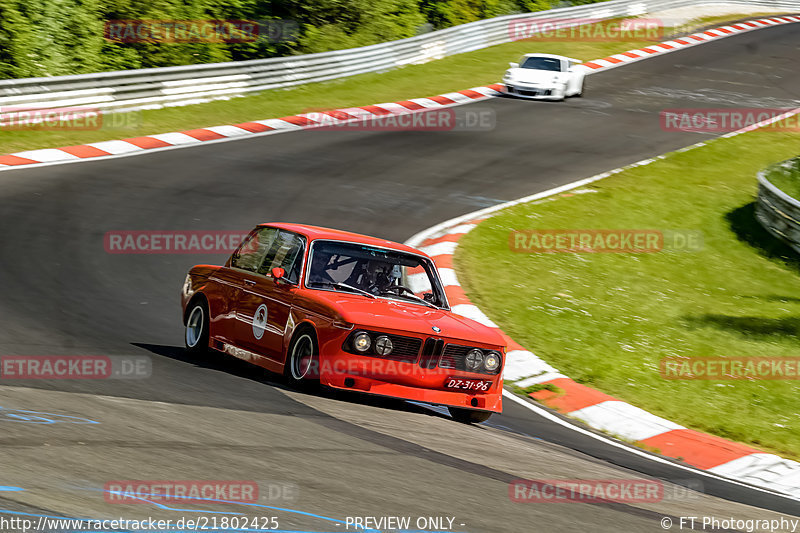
[445,377,492,392]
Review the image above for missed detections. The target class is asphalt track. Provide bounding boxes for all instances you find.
[1,21,800,533]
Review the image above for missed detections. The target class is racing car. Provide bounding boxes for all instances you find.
[502,53,585,100]
[181,223,506,423]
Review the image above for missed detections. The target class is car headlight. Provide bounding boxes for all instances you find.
[503,72,513,82]
[484,351,501,372]
[182,274,191,295]
[375,335,393,356]
[353,331,371,352]
[465,349,484,371]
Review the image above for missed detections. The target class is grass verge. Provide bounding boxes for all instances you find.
[456,129,800,460]
[0,13,779,155]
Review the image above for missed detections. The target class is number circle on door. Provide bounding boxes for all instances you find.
[252,303,269,339]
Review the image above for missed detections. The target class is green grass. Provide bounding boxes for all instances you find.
[456,130,800,460]
[764,157,800,199]
[0,13,772,155]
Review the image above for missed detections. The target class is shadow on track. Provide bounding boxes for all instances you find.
[133,342,450,421]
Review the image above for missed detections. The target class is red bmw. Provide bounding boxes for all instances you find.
[181,223,505,423]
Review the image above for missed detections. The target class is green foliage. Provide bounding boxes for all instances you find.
[293,0,426,53]
[0,0,105,77]
[0,0,612,77]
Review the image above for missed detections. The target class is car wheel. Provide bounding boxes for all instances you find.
[448,407,492,424]
[185,298,209,357]
[285,331,319,388]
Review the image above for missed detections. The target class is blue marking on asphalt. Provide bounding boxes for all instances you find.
[0,486,24,491]
[52,487,383,533]
[0,406,100,425]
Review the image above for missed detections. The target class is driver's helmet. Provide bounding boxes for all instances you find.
[363,260,392,292]
[310,251,333,282]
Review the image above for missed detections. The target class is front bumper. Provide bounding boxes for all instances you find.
[503,83,563,100]
[318,350,503,413]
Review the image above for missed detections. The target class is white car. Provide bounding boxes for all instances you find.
[502,53,585,101]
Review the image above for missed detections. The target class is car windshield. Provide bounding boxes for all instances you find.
[306,240,447,308]
[520,56,563,71]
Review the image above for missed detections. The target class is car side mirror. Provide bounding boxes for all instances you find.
[271,267,288,283]
[509,62,517,68]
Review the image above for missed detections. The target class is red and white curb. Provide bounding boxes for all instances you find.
[571,15,800,74]
[0,86,504,170]
[405,107,800,500]
[1,16,798,172]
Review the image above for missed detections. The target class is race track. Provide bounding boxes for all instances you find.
[1,21,799,531]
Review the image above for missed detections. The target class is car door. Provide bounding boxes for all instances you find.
[207,227,275,345]
[235,229,306,361]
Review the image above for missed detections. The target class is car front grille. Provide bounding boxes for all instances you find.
[343,330,422,363]
[419,338,445,369]
[438,344,501,375]
[383,334,422,363]
[439,344,470,371]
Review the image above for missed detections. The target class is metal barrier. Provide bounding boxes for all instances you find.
[756,159,800,254]
[0,0,798,115]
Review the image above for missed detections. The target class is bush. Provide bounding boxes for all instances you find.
[0,0,612,78]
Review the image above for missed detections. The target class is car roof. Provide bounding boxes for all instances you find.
[521,53,569,60]
[259,223,427,256]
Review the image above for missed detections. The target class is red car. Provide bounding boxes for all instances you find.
[180,223,506,423]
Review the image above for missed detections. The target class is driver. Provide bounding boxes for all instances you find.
[361,260,392,294]
[308,251,335,285]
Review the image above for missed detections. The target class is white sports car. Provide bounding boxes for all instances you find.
[502,53,585,101]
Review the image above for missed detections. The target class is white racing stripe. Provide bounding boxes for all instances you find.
[419,241,458,257]
[148,132,203,145]
[569,400,685,442]
[11,149,80,162]
[203,125,251,137]
[503,350,560,382]
[86,140,143,155]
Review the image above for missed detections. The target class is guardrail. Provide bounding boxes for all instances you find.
[756,158,800,254]
[0,0,798,116]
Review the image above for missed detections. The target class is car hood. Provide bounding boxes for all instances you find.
[506,67,565,85]
[310,291,505,347]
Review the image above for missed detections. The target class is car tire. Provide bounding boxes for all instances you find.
[448,407,492,424]
[285,330,319,388]
[185,298,210,357]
